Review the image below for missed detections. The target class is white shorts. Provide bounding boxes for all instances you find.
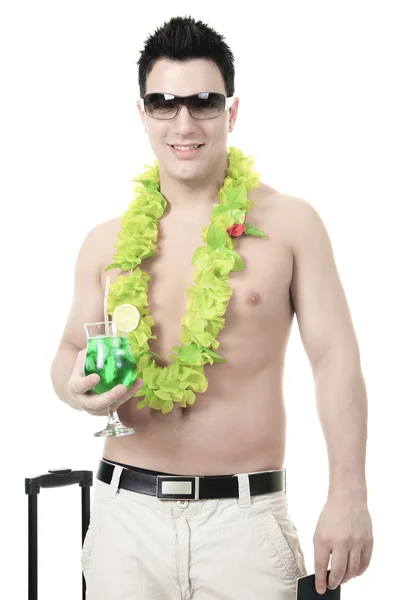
[82,461,308,599]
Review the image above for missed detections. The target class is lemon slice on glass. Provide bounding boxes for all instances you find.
[112,304,141,332]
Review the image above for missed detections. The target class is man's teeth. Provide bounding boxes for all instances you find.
[173,145,201,150]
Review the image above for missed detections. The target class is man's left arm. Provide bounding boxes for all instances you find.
[287,197,374,595]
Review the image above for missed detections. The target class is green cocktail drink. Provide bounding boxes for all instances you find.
[84,335,137,394]
[83,318,139,437]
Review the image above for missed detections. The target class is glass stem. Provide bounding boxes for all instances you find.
[108,406,120,425]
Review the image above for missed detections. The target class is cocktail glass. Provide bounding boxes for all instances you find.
[83,321,137,437]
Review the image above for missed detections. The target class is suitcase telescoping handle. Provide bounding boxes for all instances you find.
[25,468,93,600]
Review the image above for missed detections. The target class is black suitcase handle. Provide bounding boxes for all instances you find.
[25,468,93,600]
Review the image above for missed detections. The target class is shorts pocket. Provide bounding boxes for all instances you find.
[263,512,306,584]
[81,499,104,575]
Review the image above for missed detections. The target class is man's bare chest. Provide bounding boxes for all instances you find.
[101,194,295,438]
[101,203,294,360]
[143,228,292,322]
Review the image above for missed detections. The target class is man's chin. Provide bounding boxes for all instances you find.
[164,157,205,182]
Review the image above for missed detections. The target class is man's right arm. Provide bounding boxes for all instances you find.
[50,224,106,410]
[51,221,143,414]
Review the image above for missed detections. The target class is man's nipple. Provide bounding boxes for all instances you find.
[245,291,262,306]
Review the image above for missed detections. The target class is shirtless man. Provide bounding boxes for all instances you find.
[50,16,373,600]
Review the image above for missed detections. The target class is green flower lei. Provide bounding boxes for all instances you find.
[105,146,268,414]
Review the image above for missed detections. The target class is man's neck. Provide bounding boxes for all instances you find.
[158,155,228,213]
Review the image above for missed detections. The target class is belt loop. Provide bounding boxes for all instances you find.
[108,464,123,498]
[236,473,252,508]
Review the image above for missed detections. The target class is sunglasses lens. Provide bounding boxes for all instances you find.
[144,94,179,118]
[189,93,225,119]
[143,93,226,119]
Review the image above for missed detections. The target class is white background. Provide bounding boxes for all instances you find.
[1,1,399,598]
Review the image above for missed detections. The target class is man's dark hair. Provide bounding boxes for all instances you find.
[137,16,235,98]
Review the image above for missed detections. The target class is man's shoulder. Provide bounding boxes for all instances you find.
[86,216,122,239]
[255,184,329,251]
[77,217,122,265]
[256,182,317,213]
[80,216,122,251]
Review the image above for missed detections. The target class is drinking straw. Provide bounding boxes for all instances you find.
[104,275,111,336]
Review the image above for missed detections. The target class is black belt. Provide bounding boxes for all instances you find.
[97,459,286,501]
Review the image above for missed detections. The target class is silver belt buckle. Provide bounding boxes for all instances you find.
[156,475,200,500]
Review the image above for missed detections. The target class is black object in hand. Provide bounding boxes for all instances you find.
[297,571,341,598]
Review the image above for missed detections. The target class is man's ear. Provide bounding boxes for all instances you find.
[228,97,239,133]
[136,100,147,133]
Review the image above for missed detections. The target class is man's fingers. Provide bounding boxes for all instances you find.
[104,378,144,411]
[85,388,134,415]
[69,349,101,394]
[327,546,348,590]
[78,378,144,413]
[341,548,361,584]
[355,541,374,576]
[314,542,331,594]
[128,378,144,395]
[81,384,128,412]
[108,387,139,412]
[85,388,132,416]
[84,405,109,417]
[70,373,100,395]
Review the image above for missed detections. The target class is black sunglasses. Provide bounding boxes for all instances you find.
[140,92,234,120]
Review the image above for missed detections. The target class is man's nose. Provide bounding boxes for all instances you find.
[174,105,197,135]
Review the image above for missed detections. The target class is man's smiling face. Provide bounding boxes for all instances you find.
[137,58,239,184]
